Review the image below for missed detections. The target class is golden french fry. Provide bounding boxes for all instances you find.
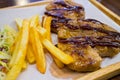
[30,27,46,74]
[53,57,64,68]
[15,17,36,64]
[15,18,23,30]
[43,16,52,41]
[10,32,19,55]
[6,19,29,80]
[30,15,40,28]
[9,29,22,68]
[25,15,39,64]
[10,43,15,54]
[22,60,27,70]
[26,44,35,64]
[15,18,30,69]
[6,60,23,80]
[26,15,41,64]
[10,18,23,54]
[36,28,74,64]
[14,19,29,63]
[43,16,64,68]
[42,39,74,64]
[37,27,47,39]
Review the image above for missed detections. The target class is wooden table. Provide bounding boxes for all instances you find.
[98,0,120,16]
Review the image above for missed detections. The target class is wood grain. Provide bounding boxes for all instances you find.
[90,0,120,26]
[76,62,120,80]
[99,0,120,16]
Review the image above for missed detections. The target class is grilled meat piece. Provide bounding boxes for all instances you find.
[45,0,120,72]
[58,42,102,71]
[45,0,85,32]
[57,19,120,71]
[58,19,120,57]
[45,0,85,19]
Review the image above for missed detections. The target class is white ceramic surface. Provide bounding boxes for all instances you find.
[0,0,120,80]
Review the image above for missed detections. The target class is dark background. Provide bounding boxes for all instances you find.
[97,0,120,16]
[0,0,119,16]
[0,0,42,8]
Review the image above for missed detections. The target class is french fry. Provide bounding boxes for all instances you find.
[42,39,74,64]
[13,18,23,53]
[53,57,64,68]
[15,18,30,69]
[26,44,35,64]
[26,15,41,64]
[10,18,23,54]
[6,19,29,80]
[9,28,22,68]
[36,28,74,64]
[37,26,47,38]
[22,60,27,70]
[10,32,19,55]
[15,18,23,30]
[30,15,40,28]
[43,16,52,41]
[30,27,46,74]
[15,17,36,64]
[43,16,64,68]
[6,60,23,80]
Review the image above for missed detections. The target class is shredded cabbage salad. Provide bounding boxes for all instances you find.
[0,25,16,80]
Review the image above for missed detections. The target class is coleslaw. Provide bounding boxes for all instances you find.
[0,25,16,80]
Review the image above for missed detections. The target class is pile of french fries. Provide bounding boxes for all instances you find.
[5,15,74,80]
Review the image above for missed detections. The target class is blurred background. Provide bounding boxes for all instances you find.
[0,0,119,15]
[97,0,120,16]
[0,0,42,8]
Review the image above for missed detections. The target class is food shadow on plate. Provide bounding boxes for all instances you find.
[49,61,89,80]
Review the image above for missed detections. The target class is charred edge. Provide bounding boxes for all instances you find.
[51,6,84,12]
[45,6,84,19]
[52,18,71,23]
[65,24,120,37]
[54,0,84,11]
[45,11,66,19]
[80,25,120,37]
[82,19,103,24]
[59,36,120,48]
[51,18,71,28]
[54,0,68,7]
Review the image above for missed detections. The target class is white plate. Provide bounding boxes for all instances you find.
[0,0,120,80]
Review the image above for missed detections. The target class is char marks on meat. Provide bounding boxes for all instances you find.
[59,36,120,48]
[45,0,84,19]
[58,19,120,57]
[45,0,120,72]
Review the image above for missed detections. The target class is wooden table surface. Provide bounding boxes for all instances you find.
[0,0,120,80]
[98,0,120,16]
[99,1,120,80]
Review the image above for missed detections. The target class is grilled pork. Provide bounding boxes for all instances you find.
[44,0,120,72]
[58,19,120,57]
[58,41,102,71]
[45,0,85,19]
[45,0,85,33]
[57,19,120,71]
